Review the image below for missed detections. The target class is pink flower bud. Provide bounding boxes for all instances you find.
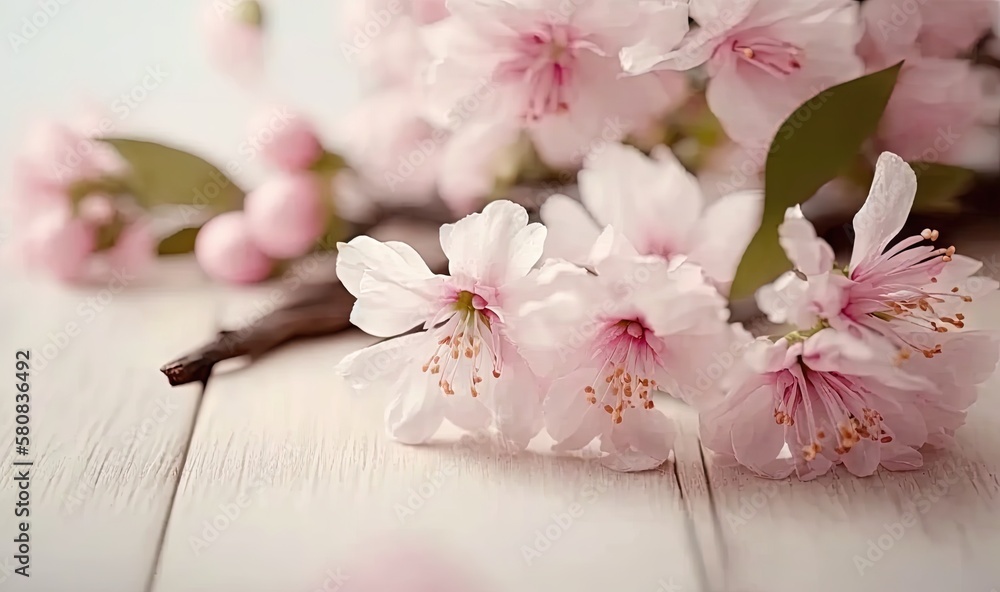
[244,172,327,259]
[248,108,323,172]
[202,0,265,83]
[195,211,274,284]
[23,212,96,283]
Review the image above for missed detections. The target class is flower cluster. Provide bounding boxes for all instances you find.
[336,148,998,476]
[707,152,999,479]
[338,0,997,211]
[7,117,154,283]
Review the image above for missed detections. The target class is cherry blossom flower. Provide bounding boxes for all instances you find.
[10,118,154,283]
[875,58,983,165]
[422,0,690,169]
[860,0,997,59]
[540,143,762,293]
[701,329,941,480]
[506,249,745,471]
[757,152,998,358]
[337,86,445,206]
[621,0,864,147]
[899,329,999,449]
[858,1,988,165]
[335,200,545,448]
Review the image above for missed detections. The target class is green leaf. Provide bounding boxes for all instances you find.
[910,162,973,213]
[100,138,246,213]
[729,62,904,300]
[157,226,201,256]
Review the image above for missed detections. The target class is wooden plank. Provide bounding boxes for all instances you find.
[150,285,705,592]
[0,260,216,592]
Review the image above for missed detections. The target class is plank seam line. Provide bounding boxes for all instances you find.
[671,456,711,592]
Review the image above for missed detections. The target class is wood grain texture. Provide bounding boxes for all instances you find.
[0,260,216,592]
[150,288,704,592]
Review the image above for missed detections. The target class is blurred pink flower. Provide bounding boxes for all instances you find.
[248,107,323,172]
[422,0,690,169]
[202,0,265,83]
[13,119,126,212]
[195,211,274,284]
[916,0,996,58]
[507,253,741,470]
[540,143,762,293]
[10,119,154,283]
[701,330,937,480]
[20,210,96,283]
[340,0,444,88]
[245,172,328,259]
[337,540,487,592]
[335,200,545,449]
[622,0,864,147]
[437,121,521,215]
[876,58,984,164]
[337,87,444,205]
[859,0,991,164]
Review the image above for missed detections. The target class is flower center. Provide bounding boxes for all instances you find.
[494,24,583,121]
[421,291,502,397]
[580,319,661,424]
[774,367,891,462]
[731,37,803,78]
[852,228,972,358]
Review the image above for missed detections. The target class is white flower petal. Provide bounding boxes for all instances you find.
[351,272,447,337]
[539,194,601,265]
[386,352,448,445]
[579,143,701,257]
[688,189,763,288]
[849,152,917,273]
[334,333,427,394]
[337,235,434,298]
[440,200,545,286]
[778,205,835,276]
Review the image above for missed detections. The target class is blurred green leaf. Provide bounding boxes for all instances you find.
[101,138,245,213]
[729,62,903,300]
[157,226,201,256]
[910,162,973,213]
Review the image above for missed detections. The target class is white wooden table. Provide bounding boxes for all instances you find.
[2,234,1000,592]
